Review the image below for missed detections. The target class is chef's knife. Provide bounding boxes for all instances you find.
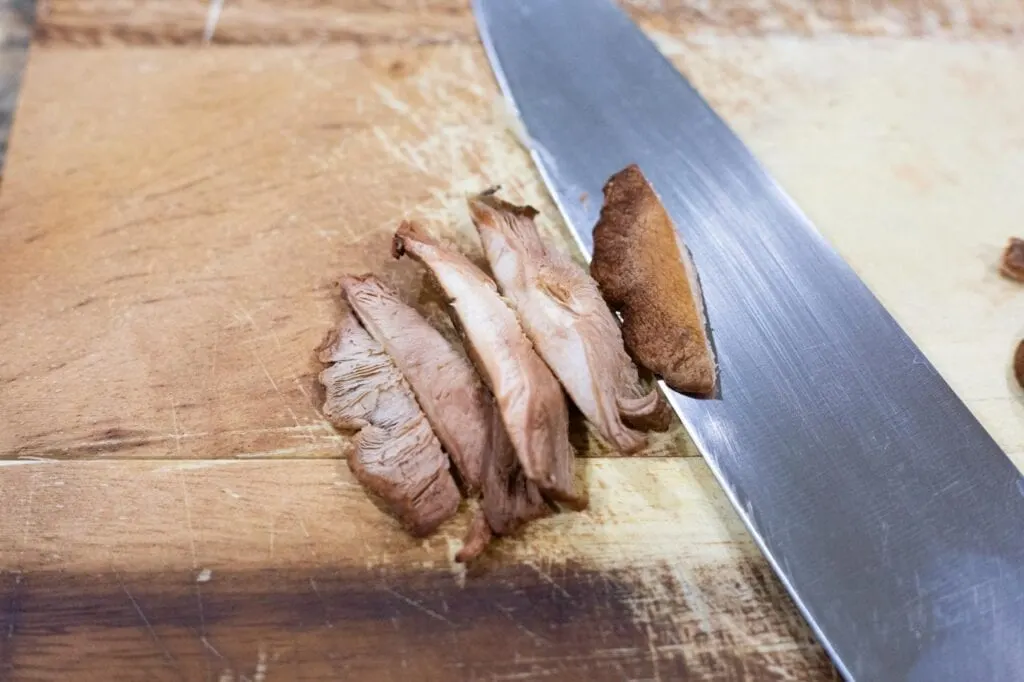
[473,2,1024,680]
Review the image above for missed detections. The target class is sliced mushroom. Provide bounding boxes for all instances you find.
[393,221,585,509]
[591,164,717,397]
[468,191,671,454]
[341,274,487,493]
[340,274,549,560]
[318,312,460,537]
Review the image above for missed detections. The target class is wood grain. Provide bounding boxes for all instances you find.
[4,40,1023,465]
[33,0,1024,46]
[0,459,838,681]
[0,44,694,462]
[2,14,1024,682]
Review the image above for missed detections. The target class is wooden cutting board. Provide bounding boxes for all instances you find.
[1,2,1022,680]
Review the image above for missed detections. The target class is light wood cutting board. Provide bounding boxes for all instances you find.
[1,2,1022,680]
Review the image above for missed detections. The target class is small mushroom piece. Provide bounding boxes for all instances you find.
[1000,237,1024,283]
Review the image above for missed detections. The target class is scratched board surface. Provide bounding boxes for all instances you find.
[1,2,1023,680]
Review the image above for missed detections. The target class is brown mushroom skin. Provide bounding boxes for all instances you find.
[591,164,717,397]
[1000,238,1024,283]
[1014,339,1024,390]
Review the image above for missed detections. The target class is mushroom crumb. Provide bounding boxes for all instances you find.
[1000,237,1024,282]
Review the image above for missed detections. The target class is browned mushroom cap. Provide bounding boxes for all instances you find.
[590,164,717,397]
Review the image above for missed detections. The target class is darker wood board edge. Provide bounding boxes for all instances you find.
[0,559,837,681]
[31,0,1024,47]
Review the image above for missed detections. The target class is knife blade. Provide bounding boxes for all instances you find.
[472,2,1024,679]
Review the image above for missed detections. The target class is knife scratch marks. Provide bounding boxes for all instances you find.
[215,647,269,682]
[227,301,333,438]
[203,0,225,44]
[619,559,835,679]
[372,84,414,117]
[367,56,563,247]
[118,574,180,671]
[623,566,686,680]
